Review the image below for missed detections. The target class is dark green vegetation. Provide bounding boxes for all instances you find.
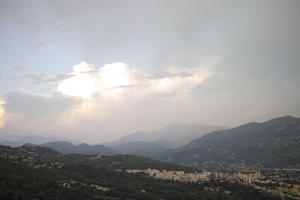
[158,116,300,169]
[0,144,284,200]
[41,141,117,155]
[0,144,193,172]
[109,141,168,157]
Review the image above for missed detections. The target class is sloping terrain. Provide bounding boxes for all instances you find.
[160,116,300,169]
[110,141,167,157]
[0,144,283,200]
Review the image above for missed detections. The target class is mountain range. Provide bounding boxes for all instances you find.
[41,141,117,155]
[0,134,81,147]
[0,123,227,157]
[157,116,300,169]
[110,123,228,149]
[1,116,300,170]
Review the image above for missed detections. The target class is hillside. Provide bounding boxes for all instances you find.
[0,144,194,172]
[160,116,300,169]
[110,141,168,157]
[0,144,285,200]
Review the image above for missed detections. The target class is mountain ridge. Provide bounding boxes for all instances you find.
[41,141,117,155]
[113,123,228,149]
[156,116,300,169]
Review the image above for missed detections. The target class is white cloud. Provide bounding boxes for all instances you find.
[0,61,216,142]
[57,61,214,99]
[72,61,95,75]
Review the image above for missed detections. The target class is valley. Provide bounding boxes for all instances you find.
[0,144,292,200]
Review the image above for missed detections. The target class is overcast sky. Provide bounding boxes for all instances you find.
[0,0,299,142]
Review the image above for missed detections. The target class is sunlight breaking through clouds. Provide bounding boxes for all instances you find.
[57,61,215,99]
[0,61,216,141]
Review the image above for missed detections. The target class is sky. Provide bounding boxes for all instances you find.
[0,0,300,142]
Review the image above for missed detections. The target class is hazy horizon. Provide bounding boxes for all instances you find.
[1,0,300,143]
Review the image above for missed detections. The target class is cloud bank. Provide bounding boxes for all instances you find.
[0,61,215,142]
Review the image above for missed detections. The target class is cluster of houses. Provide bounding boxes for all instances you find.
[127,168,262,184]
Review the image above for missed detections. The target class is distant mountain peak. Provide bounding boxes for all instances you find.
[262,115,297,124]
[78,143,90,147]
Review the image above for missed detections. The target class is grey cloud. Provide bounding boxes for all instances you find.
[2,0,299,69]
[20,74,47,82]
[1,73,46,82]
[0,91,82,140]
[33,41,48,48]
[4,91,80,118]
[0,0,299,142]
[7,73,74,85]
[10,66,25,72]
[33,73,74,84]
